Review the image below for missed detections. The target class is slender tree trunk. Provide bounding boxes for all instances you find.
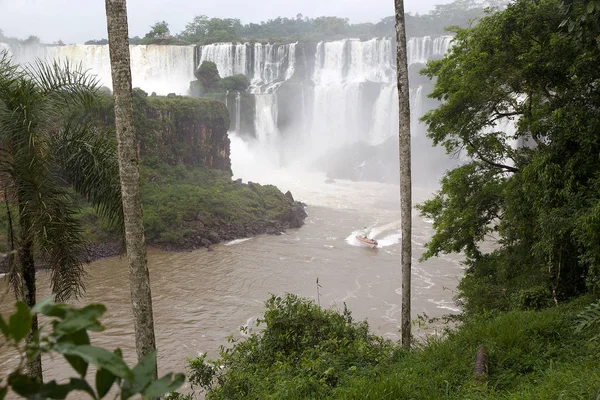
[394,0,413,350]
[104,0,157,377]
[18,210,42,381]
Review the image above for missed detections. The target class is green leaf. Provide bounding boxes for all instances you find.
[67,329,91,346]
[64,354,88,377]
[95,368,116,399]
[57,344,133,381]
[0,315,9,338]
[33,299,69,319]
[129,351,157,393]
[7,373,41,397]
[587,1,595,14]
[38,381,71,399]
[0,386,7,400]
[68,378,97,399]
[142,373,185,398]
[9,302,32,343]
[31,296,57,314]
[56,304,106,334]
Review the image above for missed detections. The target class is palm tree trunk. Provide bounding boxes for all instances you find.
[104,0,157,377]
[18,210,43,381]
[394,0,413,350]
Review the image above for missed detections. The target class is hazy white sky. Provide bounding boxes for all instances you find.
[0,0,450,44]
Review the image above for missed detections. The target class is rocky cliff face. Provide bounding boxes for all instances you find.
[143,96,231,173]
[98,91,232,174]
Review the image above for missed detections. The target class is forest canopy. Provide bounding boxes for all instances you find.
[419,0,600,313]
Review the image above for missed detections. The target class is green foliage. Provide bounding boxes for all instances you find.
[218,74,250,92]
[332,297,600,399]
[140,21,171,44]
[0,298,184,399]
[182,294,398,399]
[574,300,600,341]
[420,0,600,313]
[173,296,600,399]
[0,54,123,301]
[140,163,292,247]
[194,61,221,89]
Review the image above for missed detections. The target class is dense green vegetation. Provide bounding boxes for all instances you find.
[139,162,298,247]
[418,0,600,314]
[0,161,300,251]
[175,294,600,399]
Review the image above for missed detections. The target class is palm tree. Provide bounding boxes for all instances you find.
[394,0,413,349]
[0,52,123,380]
[104,0,157,378]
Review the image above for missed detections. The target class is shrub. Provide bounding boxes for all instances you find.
[182,294,398,399]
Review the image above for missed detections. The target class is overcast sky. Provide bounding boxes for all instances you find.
[0,0,451,44]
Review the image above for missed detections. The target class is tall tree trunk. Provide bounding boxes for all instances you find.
[394,0,413,350]
[104,0,157,377]
[17,209,42,381]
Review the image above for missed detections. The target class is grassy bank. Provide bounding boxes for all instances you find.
[182,295,600,399]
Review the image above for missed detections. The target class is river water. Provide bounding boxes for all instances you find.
[0,135,464,389]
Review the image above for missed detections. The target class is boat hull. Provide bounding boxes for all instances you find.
[356,235,378,249]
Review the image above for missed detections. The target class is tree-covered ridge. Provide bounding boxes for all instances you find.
[419,0,600,314]
[69,0,503,46]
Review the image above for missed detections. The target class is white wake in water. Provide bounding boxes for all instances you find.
[345,221,402,248]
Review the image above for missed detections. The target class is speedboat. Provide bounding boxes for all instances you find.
[356,234,378,249]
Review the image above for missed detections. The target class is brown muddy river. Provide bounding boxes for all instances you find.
[0,143,464,393]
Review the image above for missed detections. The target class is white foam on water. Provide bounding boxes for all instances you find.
[428,298,460,313]
[224,238,252,246]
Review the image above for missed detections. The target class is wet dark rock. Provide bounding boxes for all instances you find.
[284,190,295,202]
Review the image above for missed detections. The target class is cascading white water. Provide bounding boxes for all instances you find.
[254,93,279,143]
[369,85,398,145]
[235,91,241,133]
[5,44,195,95]
[199,42,296,91]
[199,43,248,77]
[346,38,394,83]
[407,36,453,65]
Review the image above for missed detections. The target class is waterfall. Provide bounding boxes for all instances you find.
[5,44,195,95]
[407,36,453,65]
[2,38,454,165]
[198,43,248,77]
[346,38,394,83]
[235,91,241,134]
[198,42,296,91]
[254,94,279,143]
[369,85,398,145]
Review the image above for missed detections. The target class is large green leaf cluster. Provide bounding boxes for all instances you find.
[419,0,600,313]
[0,53,123,301]
[183,294,398,399]
[0,298,184,399]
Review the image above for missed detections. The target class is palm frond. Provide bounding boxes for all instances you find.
[18,176,88,301]
[575,300,600,335]
[25,59,101,114]
[51,116,124,230]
